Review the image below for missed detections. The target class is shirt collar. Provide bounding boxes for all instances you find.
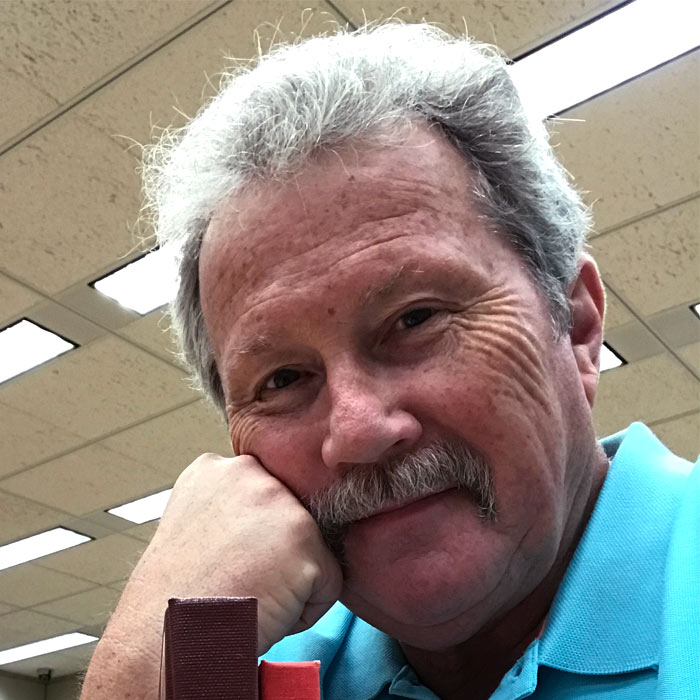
[538,422,690,674]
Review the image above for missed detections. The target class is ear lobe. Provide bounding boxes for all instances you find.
[567,254,606,407]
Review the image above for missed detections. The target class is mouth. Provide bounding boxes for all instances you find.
[357,487,457,523]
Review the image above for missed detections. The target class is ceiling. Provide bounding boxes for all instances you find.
[0,0,698,682]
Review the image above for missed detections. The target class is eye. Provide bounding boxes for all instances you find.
[263,368,302,390]
[396,307,436,330]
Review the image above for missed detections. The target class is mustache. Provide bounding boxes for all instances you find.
[303,441,495,561]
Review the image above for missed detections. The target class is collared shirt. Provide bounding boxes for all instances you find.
[261,423,700,699]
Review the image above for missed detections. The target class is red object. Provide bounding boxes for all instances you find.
[259,660,321,700]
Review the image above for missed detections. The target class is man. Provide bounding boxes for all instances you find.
[82,23,698,700]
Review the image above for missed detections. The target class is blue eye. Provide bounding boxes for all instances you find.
[398,307,435,329]
[264,368,301,390]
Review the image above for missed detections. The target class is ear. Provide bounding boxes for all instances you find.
[567,254,605,408]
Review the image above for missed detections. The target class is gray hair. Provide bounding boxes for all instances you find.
[143,22,590,415]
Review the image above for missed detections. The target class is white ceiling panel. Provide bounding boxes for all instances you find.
[592,197,699,316]
[650,411,700,462]
[554,51,700,233]
[0,602,18,615]
[0,335,195,442]
[0,564,94,609]
[36,533,148,586]
[34,586,121,628]
[0,609,79,648]
[594,354,700,436]
[0,273,41,327]
[0,0,220,144]
[0,403,85,478]
[678,342,700,375]
[102,399,233,481]
[124,522,159,544]
[0,444,171,517]
[332,0,621,56]
[603,286,635,331]
[0,115,143,295]
[0,492,68,547]
[118,312,181,365]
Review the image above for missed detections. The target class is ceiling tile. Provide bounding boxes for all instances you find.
[119,312,181,365]
[0,492,68,547]
[34,586,121,628]
[0,641,97,679]
[603,285,635,331]
[0,115,143,295]
[124,521,159,544]
[648,304,700,350]
[594,353,700,435]
[77,1,346,146]
[103,399,232,481]
[0,444,171,517]
[0,565,94,609]
[0,0,219,143]
[331,0,619,56]
[0,602,18,615]
[0,335,195,442]
[592,197,699,316]
[0,403,85,478]
[36,533,147,585]
[678,343,700,375]
[0,273,41,327]
[555,52,700,233]
[0,609,78,648]
[650,412,700,463]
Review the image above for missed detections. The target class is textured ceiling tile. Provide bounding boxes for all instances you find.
[0,273,41,326]
[119,312,181,365]
[650,412,700,463]
[602,285,635,331]
[594,354,700,435]
[0,642,97,679]
[0,0,216,142]
[591,197,700,316]
[124,521,159,544]
[36,533,147,585]
[77,0,344,146]
[555,52,700,233]
[0,608,78,648]
[0,602,18,615]
[333,0,619,55]
[34,585,121,627]
[0,115,142,294]
[0,335,195,441]
[0,402,85,477]
[103,399,232,481]
[678,343,700,375]
[0,492,68,546]
[0,564,94,609]
[0,443,171,517]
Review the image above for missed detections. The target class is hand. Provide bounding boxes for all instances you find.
[82,453,342,698]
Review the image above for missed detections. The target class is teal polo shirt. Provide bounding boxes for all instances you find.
[262,423,699,699]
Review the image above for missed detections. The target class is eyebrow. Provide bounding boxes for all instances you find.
[229,335,274,357]
[361,265,426,306]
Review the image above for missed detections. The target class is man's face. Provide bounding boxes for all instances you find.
[199,126,600,648]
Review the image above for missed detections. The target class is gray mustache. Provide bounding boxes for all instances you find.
[304,441,495,561]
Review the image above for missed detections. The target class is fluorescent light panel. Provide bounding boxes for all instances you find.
[691,303,700,320]
[510,0,700,119]
[0,632,98,666]
[600,342,625,372]
[93,248,178,315]
[0,527,92,572]
[107,488,173,524]
[0,320,75,384]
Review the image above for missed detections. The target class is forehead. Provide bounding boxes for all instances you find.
[198,126,499,353]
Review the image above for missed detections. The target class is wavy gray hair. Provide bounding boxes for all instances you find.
[142,22,590,415]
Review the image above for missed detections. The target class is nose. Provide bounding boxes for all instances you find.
[321,365,422,469]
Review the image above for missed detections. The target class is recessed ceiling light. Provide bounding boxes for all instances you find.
[600,341,625,372]
[0,527,92,572]
[92,248,178,315]
[107,488,173,524]
[0,632,98,666]
[691,302,700,319]
[0,320,76,385]
[510,0,700,119]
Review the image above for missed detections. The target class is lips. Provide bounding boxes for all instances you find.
[359,487,456,522]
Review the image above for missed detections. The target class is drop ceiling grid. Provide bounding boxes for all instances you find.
[0,0,698,681]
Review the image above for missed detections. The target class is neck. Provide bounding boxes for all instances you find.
[400,445,609,700]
